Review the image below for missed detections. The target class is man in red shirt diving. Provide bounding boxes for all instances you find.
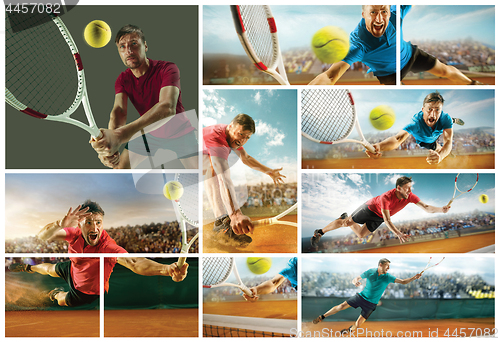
[90,24,198,170]
[9,200,189,307]
[310,176,450,248]
[203,114,285,247]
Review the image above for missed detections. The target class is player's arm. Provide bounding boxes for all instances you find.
[242,274,287,302]
[117,257,188,282]
[415,201,450,213]
[235,148,285,185]
[210,155,253,235]
[426,128,453,165]
[352,276,363,287]
[366,130,410,158]
[395,273,421,284]
[37,205,90,242]
[381,209,409,244]
[308,61,351,85]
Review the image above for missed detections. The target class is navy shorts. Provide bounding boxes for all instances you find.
[346,293,377,320]
[55,261,99,307]
[125,131,198,160]
[351,204,384,233]
[418,140,438,150]
[401,44,438,79]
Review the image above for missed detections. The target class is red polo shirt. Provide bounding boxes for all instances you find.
[203,124,243,160]
[64,227,127,295]
[367,188,420,218]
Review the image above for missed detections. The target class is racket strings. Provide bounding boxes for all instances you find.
[239,5,276,68]
[175,174,199,224]
[203,257,233,286]
[455,174,478,193]
[6,14,79,115]
[301,89,356,142]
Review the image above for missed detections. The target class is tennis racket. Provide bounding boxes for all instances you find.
[301,89,376,153]
[447,173,479,206]
[172,173,199,268]
[253,203,298,228]
[420,257,445,274]
[230,5,290,85]
[6,12,101,138]
[203,257,253,297]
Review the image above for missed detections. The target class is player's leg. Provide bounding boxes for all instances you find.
[427,59,473,85]
[48,287,69,306]
[352,315,367,331]
[310,212,348,248]
[31,263,60,277]
[313,301,351,324]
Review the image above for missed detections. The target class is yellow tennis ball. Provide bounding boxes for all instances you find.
[163,181,184,201]
[369,105,396,130]
[246,257,272,275]
[84,20,112,48]
[479,194,489,204]
[311,26,350,64]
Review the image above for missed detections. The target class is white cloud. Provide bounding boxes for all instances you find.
[255,120,286,147]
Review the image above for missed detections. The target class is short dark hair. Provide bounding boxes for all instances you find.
[423,91,445,106]
[396,176,412,188]
[115,24,146,45]
[81,200,105,216]
[379,258,391,266]
[231,114,255,133]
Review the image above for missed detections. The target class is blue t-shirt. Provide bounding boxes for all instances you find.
[279,257,297,290]
[343,5,396,76]
[400,5,414,69]
[359,268,396,304]
[403,111,453,145]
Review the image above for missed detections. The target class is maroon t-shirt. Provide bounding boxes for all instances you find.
[203,124,243,160]
[115,59,194,139]
[367,188,420,218]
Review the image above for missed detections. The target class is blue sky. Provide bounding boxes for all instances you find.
[202,89,297,185]
[210,257,292,281]
[302,173,495,237]
[404,6,495,46]
[303,255,495,285]
[5,173,190,239]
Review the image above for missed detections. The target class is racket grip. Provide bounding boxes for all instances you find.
[252,218,275,228]
[240,285,254,298]
[177,256,186,269]
[446,199,453,206]
[364,142,376,154]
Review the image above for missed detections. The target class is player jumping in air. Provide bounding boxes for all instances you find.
[203,113,285,247]
[312,258,422,335]
[8,200,188,307]
[366,91,463,165]
[310,176,450,248]
[309,5,482,86]
[91,25,198,169]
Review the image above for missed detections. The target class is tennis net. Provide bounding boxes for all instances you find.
[203,314,296,337]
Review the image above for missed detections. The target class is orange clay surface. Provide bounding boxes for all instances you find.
[204,300,297,320]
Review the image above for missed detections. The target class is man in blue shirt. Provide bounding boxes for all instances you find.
[366,91,461,165]
[313,258,421,335]
[242,257,297,301]
[310,6,481,85]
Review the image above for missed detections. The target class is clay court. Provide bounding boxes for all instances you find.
[303,154,494,169]
[203,214,297,253]
[204,300,297,320]
[301,317,495,338]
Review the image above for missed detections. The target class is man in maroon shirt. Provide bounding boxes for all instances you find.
[310,176,450,248]
[90,24,198,170]
[9,200,188,307]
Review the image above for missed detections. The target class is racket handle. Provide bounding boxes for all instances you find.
[177,256,186,269]
[363,141,376,154]
[446,199,453,206]
[240,285,254,298]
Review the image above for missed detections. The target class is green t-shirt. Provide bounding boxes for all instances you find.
[359,268,396,304]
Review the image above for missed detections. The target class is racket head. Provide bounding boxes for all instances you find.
[174,173,199,227]
[455,173,479,193]
[203,257,235,286]
[231,5,280,71]
[301,89,356,144]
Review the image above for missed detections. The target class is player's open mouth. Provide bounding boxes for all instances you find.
[373,23,384,32]
[88,233,99,243]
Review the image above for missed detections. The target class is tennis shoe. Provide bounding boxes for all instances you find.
[8,263,34,273]
[311,212,348,248]
[452,118,464,126]
[313,315,325,324]
[340,325,353,335]
[469,80,485,85]
[213,216,252,247]
[48,287,64,302]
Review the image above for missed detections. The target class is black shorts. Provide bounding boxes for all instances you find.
[418,140,438,150]
[376,73,396,85]
[351,204,384,233]
[346,293,377,320]
[55,261,99,307]
[401,44,438,80]
[125,130,198,160]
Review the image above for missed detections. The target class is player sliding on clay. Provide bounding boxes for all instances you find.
[309,5,483,86]
[366,91,463,165]
[312,258,422,335]
[310,176,450,248]
[8,200,188,307]
[203,114,286,247]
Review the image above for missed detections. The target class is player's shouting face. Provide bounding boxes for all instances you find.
[81,213,104,246]
[422,101,443,128]
[117,33,148,70]
[396,182,413,200]
[226,123,253,149]
[362,5,391,38]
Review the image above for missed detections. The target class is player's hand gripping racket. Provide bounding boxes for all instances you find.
[252,203,298,227]
[447,173,478,206]
[420,257,445,274]
[301,89,376,153]
[230,5,289,85]
[172,173,199,269]
[6,12,102,139]
[203,257,253,297]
